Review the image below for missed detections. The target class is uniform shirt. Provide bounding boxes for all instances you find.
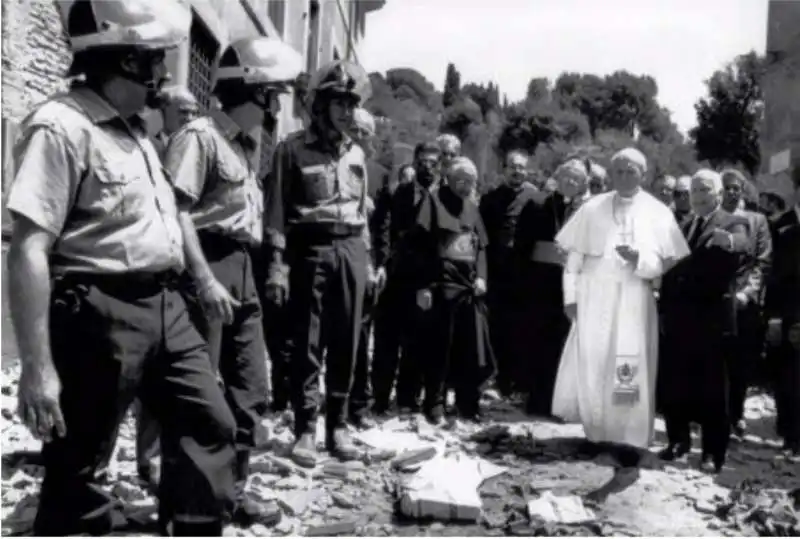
[6,84,184,275]
[165,110,263,245]
[263,127,369,250]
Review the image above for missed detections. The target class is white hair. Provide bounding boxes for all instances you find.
[555,158,589,180]
[447,156,478,180]
[437,133,461,152]
[692,168,723,192]
[611,147,648,174]
[353,108,375,136]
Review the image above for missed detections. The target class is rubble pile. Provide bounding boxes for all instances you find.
[712,480,800,537]
[2,360,798,537]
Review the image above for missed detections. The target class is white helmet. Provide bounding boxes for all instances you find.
[62,0,190,54]
[215,37,303,87]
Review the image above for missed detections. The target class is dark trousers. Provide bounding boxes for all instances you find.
[286,233,367,436]
[370,280,418,411]
[423,292,481,418]
[250,246,292,412]
[728,304,764,424]
[487,286,517,394]
[35,275,236,536]
[351,284,377,419]
[664,407,730,462]
[526,306,570,415]
[774,337,800,445]
[191,234,268,500]
[395,306,428,411]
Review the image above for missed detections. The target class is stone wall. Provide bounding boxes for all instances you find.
[1,0,71,124]
[760,0,800,200]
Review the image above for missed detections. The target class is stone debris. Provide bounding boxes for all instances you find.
[527,491,597,524]
[713,481,799,536]
[396,453,508,523]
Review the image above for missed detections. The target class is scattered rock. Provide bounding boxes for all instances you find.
[330,491,357,509]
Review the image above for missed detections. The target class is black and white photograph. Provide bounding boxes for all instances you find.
[0,0,798,536]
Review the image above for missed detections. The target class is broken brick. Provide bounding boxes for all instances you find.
[305,520,358,536]
[391,447,437,471]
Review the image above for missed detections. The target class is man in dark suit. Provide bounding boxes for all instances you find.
[720,169,772,440]
[764,168,800,461]
[514,157,591,417]
[370,142,442,415]
[480,150,539,396]
[659,169,751,473]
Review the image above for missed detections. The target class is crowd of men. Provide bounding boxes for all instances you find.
[4,0,799,536]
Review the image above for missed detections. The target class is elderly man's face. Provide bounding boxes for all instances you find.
[653,176,676,205]
[556,167,586,199]
[448,170,476,199]
[611,159,644,196]
[589,176,607,195]
[440,144,459,168]
[505,154,528,187]
[414,150,441,184]
[722,175,744,210]
[163,103,198,135]
[690,176,722,216]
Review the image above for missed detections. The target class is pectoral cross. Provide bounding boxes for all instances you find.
[616,211,634,247]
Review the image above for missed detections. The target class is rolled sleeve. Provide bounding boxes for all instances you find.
[164,128,210,204]
[6,126,79,236]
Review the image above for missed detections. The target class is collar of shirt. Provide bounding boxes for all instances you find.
[304,124,354,156]
[210,107,258,152]
[69,83,147,129]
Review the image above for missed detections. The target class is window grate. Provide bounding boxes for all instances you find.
[188,18,218,113]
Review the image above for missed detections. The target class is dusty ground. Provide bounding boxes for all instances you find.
[1,358,797,537]
[1,244,797,536]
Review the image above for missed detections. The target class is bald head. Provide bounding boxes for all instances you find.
[160,86,200,135]
[690,169,723,216]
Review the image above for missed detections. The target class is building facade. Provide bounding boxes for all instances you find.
[760,0,800,201]
[1,0,385,231]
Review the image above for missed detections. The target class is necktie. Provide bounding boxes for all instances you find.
[688,216,706,248]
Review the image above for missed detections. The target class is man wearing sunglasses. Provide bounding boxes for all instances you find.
[673,175,694,226]
[164,37,302,527]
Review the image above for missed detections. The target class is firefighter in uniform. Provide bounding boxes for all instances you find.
[164,37,302,526]
[263,60,373,467]
[6,0,237,535]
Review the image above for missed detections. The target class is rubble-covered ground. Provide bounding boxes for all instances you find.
[2,357,798,537]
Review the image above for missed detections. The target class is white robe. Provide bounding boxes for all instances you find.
[550,190,690,448]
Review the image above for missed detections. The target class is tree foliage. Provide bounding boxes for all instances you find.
[690,51,765,176]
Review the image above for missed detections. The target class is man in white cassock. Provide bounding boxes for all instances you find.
[550,148,691,466]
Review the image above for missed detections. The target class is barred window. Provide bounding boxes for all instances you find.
[188,17,219,112]
[268,0,286,37]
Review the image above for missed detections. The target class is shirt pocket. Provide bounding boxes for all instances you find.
[298,164,332,203]
[85,149,143,220]
[342,163,366,199]
[216,156,248,207]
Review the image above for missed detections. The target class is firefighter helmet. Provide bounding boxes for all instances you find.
[307,60,372,106]
[215,37,303,87]
[63,0,190,53]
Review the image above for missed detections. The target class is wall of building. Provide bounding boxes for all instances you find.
[760,0,800,201]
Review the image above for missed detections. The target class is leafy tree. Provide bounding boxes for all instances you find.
[525,77,551,106]
[443,63,462,108]
[690,51,765,175]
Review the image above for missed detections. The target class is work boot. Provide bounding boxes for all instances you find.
[326,428,360,462]
[291,433,319,468]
